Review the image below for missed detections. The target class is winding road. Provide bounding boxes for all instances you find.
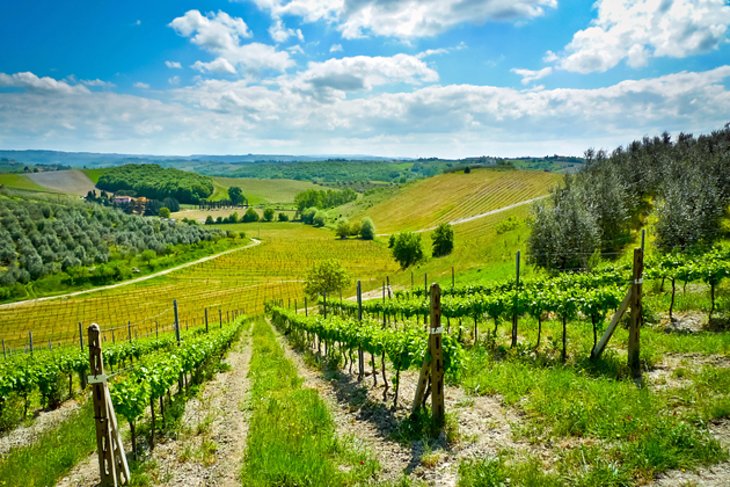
[0,238,262,309]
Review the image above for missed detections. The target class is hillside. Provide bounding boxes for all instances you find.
[210,176,324,205]
[26,170,95,196]
[342,168,561,234]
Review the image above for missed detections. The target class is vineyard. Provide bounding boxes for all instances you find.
[0,173,728,485]
[342,168,560,233]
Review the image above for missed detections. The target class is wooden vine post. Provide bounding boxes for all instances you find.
[628,247,643,379]
[511,250,520,348]
[411,283,446,433]
[88,324,129,487]
[590,247,644,382]
[357,280,365,382]
[429,283,445,429]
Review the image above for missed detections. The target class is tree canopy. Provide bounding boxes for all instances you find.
[97,164,214,204]
[391,232,424,269]
[304,259,350,298]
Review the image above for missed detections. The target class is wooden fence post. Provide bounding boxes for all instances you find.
[628,248,644,380]
[88,324,129,486]
[79,322,84,352]
[219,308,222,328]
[2,339,5,359]
[430,283,445,430]
[357,280,365,382]
[173,300,181,345]
[205,308,209,333]
[127,321,132,343]
[29,331,33,356]
[511,250,520,348]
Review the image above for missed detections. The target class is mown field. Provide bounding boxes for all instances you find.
[26,170,95,196]
[0,173,50,192]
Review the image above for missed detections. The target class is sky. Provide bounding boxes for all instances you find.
[0,0,729,158]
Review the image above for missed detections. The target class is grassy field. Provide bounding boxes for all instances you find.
[342,168,561,234]
[210,176,323,205]
[26,170,95,196]
[0,173,50,192]
[0,223,398,350]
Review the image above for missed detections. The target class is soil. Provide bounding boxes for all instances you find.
[56,330,253,487]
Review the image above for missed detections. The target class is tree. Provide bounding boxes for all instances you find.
[158,207,171,218]
[335,218,351,239]
[301,207,317,224]
[242,207,259,222]
[205,215,214,225]
[313,210,326,227]
[304,259,350,298]
[278,212,289,222]
[391,232,424,269]
[228,186,245,206]
[431,223,454,257]
[359,217,375,240]
[162,197,180,213]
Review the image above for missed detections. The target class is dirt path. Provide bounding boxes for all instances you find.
[150,328,253,487]
[376,195,548,237]
[0,239,261,309]
[271,323,542,486]
[56,330,253,487]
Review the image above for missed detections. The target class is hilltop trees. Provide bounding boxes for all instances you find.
[294,188,357,212]
[360,217,375,240]
[96,164,214,204]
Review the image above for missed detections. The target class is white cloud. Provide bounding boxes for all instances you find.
[165,60,182,69]
[268,18,304,43]
[170,10,251,51]
[80,79,115,88]
[170,10,293,75]
[0,72,88,94]
[2,67,729,157]
[285,54,439,100]
[252,0,556,39]
[511,66,553,85]
[168,76,181,86]
[554,0,730,73]
[133,82,151,89]
[192,57,238,75]
[329,43,343,53]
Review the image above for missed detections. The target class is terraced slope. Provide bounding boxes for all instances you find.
[348,168,561,234]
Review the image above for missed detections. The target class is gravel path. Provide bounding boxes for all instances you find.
[0,397,83,457]
[149,328,253,487]
[56,329,252,487]
[271,323,543,486]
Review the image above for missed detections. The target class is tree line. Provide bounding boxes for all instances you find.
[96,164,215,204]
[529,125,730,270]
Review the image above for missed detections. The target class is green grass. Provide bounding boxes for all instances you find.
[241,319,378,486]
[81,168,106,184]
[0,398,96,487]
[457,326,728,484]
[0,173,49,192]
[210,176,323,205]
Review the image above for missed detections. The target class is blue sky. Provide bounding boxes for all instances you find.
[0,0,728,157]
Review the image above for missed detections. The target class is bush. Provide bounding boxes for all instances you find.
[359,217,375,240]
[278,212,290,222]
[391,232,424,269]
[335,218,351,239]
[431,223,453,257]
[243,207,260,223]
[313,210,326,227]
[158,207,171,218]
[263,208,275,222]
[301,207,317,224]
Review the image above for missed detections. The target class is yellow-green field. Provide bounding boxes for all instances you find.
[0,173,50,192]
[343,168,560,233]
[0,169,554,352]
[210,176,323,205]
